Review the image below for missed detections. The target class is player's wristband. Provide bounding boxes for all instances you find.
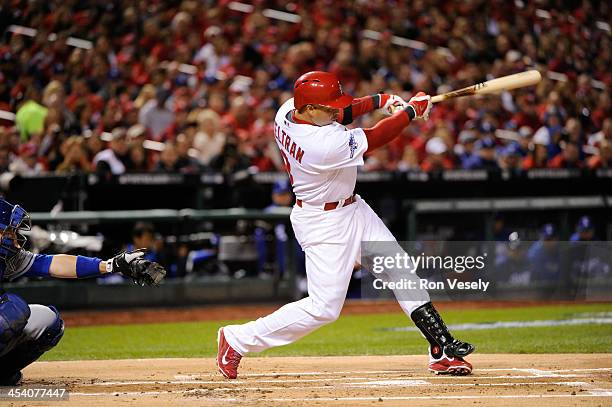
[404,105,416,120]
[372,94,391,109]
[75,256,103,278]
[371,94,381,108]
[105,258,115,273]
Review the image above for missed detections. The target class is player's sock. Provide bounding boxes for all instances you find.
[410,302,475,358]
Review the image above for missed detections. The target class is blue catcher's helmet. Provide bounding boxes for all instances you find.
[0,199,31,260]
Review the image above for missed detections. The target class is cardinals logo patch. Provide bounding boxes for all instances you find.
[348,134,358,158]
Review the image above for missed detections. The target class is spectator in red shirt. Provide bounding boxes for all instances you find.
[9,142,45,175]
[223,96,253,133]
[548,142,582,169]
[397,145,420,172]
[364,145,396,172]
[65,77,103,114]
[523,130,550,170]
[421,137,454,172]
[588,140,612,169]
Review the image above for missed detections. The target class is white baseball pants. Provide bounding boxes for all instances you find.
[223,196,429,354]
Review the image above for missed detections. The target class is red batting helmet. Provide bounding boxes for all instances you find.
[293,71,353,110]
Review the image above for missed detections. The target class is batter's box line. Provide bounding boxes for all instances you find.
[92,375,594,387]
[510,368,612,377]
[177,370,407,378]
[70,390,237,401]
[261,394,612,402]
[478,367,612,372]
[84,381,594,393]
[201,381,592,391]
[72,382,600,396]
[68,392,612,401]
[552,368,612,372]
[345,380,593,388]
[201,380,597,391]
[174,367,612,380]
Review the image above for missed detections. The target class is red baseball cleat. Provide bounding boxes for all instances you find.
[216,328,242,379]
[429,354,473,375]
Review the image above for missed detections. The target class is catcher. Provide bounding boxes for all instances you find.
[0,198,166,385]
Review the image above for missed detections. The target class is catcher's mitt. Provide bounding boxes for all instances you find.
[106,249,166,286]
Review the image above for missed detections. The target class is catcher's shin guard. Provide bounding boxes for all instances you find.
[0,305,64,383]
[410,302,475,359]
[0,293,31,356]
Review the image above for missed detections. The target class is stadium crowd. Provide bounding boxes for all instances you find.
[0,0,610,176]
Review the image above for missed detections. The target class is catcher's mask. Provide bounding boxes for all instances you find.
[0,199,31,260]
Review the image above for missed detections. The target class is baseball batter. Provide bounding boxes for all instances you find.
[217,71,474,378]
[0,199,166,385]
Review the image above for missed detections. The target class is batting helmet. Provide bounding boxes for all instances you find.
[293,71,353,110]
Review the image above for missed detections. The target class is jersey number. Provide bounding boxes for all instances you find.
[280,151,294,185]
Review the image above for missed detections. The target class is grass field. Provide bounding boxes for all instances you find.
[44,303,612,361]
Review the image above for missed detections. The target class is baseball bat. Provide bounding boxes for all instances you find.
[430,70,542,104]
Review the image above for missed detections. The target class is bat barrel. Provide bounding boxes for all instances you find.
[431,70,541,104]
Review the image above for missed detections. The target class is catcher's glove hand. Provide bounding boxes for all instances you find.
[106,249,166,286]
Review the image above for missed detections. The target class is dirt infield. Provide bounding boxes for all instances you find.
[11,354,612,406]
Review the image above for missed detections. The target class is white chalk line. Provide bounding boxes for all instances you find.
[68,391,612,401]
[86,380,591,390]
[36,357,189,363]
[174,366,612,380]
[93,373,595,386]
[551,368,612,372]
[346,380,592,388]
[89,366,611,386]
[236,394,612,401]
[491,368,609,374]
[70,390,236,400]
[69,369,612,400]
[387,317,612,332]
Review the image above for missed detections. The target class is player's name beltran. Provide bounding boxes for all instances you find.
[373,278,490,292]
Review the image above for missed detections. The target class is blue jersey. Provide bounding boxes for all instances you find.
[526,240,561,281]
[0,250,54,283]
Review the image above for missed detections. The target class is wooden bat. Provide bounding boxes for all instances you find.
[430,70,542,104]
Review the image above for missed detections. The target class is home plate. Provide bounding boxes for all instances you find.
[349,379,431,387]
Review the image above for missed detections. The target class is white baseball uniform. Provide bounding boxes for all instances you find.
[223,98,429,354]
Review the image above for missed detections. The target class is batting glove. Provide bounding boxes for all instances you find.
[381,95,409,116]
[407,92,433,120]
